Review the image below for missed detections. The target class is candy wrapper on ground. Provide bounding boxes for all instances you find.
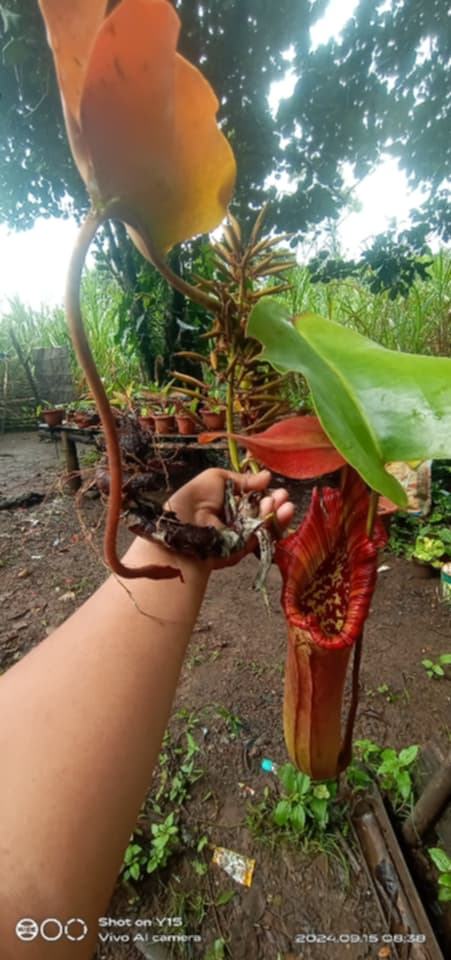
[212,846,255,886]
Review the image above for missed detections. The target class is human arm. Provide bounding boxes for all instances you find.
[0,469,294,959]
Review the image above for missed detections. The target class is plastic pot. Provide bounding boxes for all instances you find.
[201,409,226,430]
[154,414,176,435]
[176,415,196,435]
[42,408,65,427]
[138,415,155,432]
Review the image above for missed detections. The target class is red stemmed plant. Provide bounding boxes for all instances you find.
[38,0,235,581]
[39,1,451,780]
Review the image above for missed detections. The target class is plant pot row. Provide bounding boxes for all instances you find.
[41,407,226,434]
[140,409,226,435]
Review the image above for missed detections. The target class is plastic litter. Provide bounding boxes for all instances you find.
[212,846,255,886]
[261,757,278,774]
[238,782,255,797]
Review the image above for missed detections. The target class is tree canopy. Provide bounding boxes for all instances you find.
[0,0,449,237]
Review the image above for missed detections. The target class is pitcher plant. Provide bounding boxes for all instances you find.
[39,0,451,778]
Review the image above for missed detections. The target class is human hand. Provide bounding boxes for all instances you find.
[164,468,295,568]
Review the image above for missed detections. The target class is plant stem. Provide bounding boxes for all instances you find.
[147,242,219,313]
[225,371,240,471]
[366,489,379,538]
[65,208,181,582]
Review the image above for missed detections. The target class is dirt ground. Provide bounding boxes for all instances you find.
[1,431,451,960]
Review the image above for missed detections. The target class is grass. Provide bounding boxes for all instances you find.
[282,253,451,357]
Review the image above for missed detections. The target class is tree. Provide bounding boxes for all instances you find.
[1,0,449,238]
[277,0,450,239]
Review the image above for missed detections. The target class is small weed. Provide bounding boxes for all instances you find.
[247,763,344,851]
[422,654,451,679]
[215,706,245,739]
[428,847,451,902]
[389,480,451,559]
[122,812,179,882]
[273,764,338,834]
[80,448,101,467]
[349,739,418,813]
[205,939,227,959]
[121,721,204,885]
[374,682,399,703]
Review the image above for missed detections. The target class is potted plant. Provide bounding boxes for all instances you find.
[37,402,66,427]
[175,398,199,435]
[152,403,177,435]
[70,400,100,428]
[201,386,227,430]
[411,534,446,577]
[138,406,155,432]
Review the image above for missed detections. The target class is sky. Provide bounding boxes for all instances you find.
[0,0,433,311]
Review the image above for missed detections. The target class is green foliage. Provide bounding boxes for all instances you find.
[121,721,203,886]
[308,227,432,300]
[428,848,451,903]
[247,762,341,849]
[204,940,227,960]
[421,654,451,680]
[389,477,451,560]
[273,764,338,835]
[248,297,451,504]
[413,535,447,566]
[1,270,143,396]
[1,1,449,239]
[122,813,179,883]
[349,740,418,813]
[283,254,451,357]
[214,706,245,740]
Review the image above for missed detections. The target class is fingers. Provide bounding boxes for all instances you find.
[260,488,295,533]
[218,468,272,493]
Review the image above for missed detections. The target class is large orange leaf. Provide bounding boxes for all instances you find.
[39,0,236,252]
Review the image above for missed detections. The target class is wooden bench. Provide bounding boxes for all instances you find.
[38,423,226,492]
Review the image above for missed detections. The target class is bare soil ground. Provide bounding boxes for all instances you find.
[1,432,451,960]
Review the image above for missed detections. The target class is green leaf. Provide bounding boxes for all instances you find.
[296,772,312,796]
[274,799,291,826]
[438,874,451,888]
[396,770,412,801]
[215,889,236,906]
[309,797,329,827]
[429,847,451,873]
[439,654,451,665]
[379,748,397,770]
[278,763,297,794]
[313,784,330,800]
[438,888,451,902]
[398,745,419,766]
[290,803,306,833]
[130,861,141,881]
[248,301,451,503]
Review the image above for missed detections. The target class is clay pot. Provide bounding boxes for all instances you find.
[176,415,196,435]
[42,408,65,427]
[153,414,176,435]
[138,415,155,432]
[201,408,226,430]
[73,411,100,428]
